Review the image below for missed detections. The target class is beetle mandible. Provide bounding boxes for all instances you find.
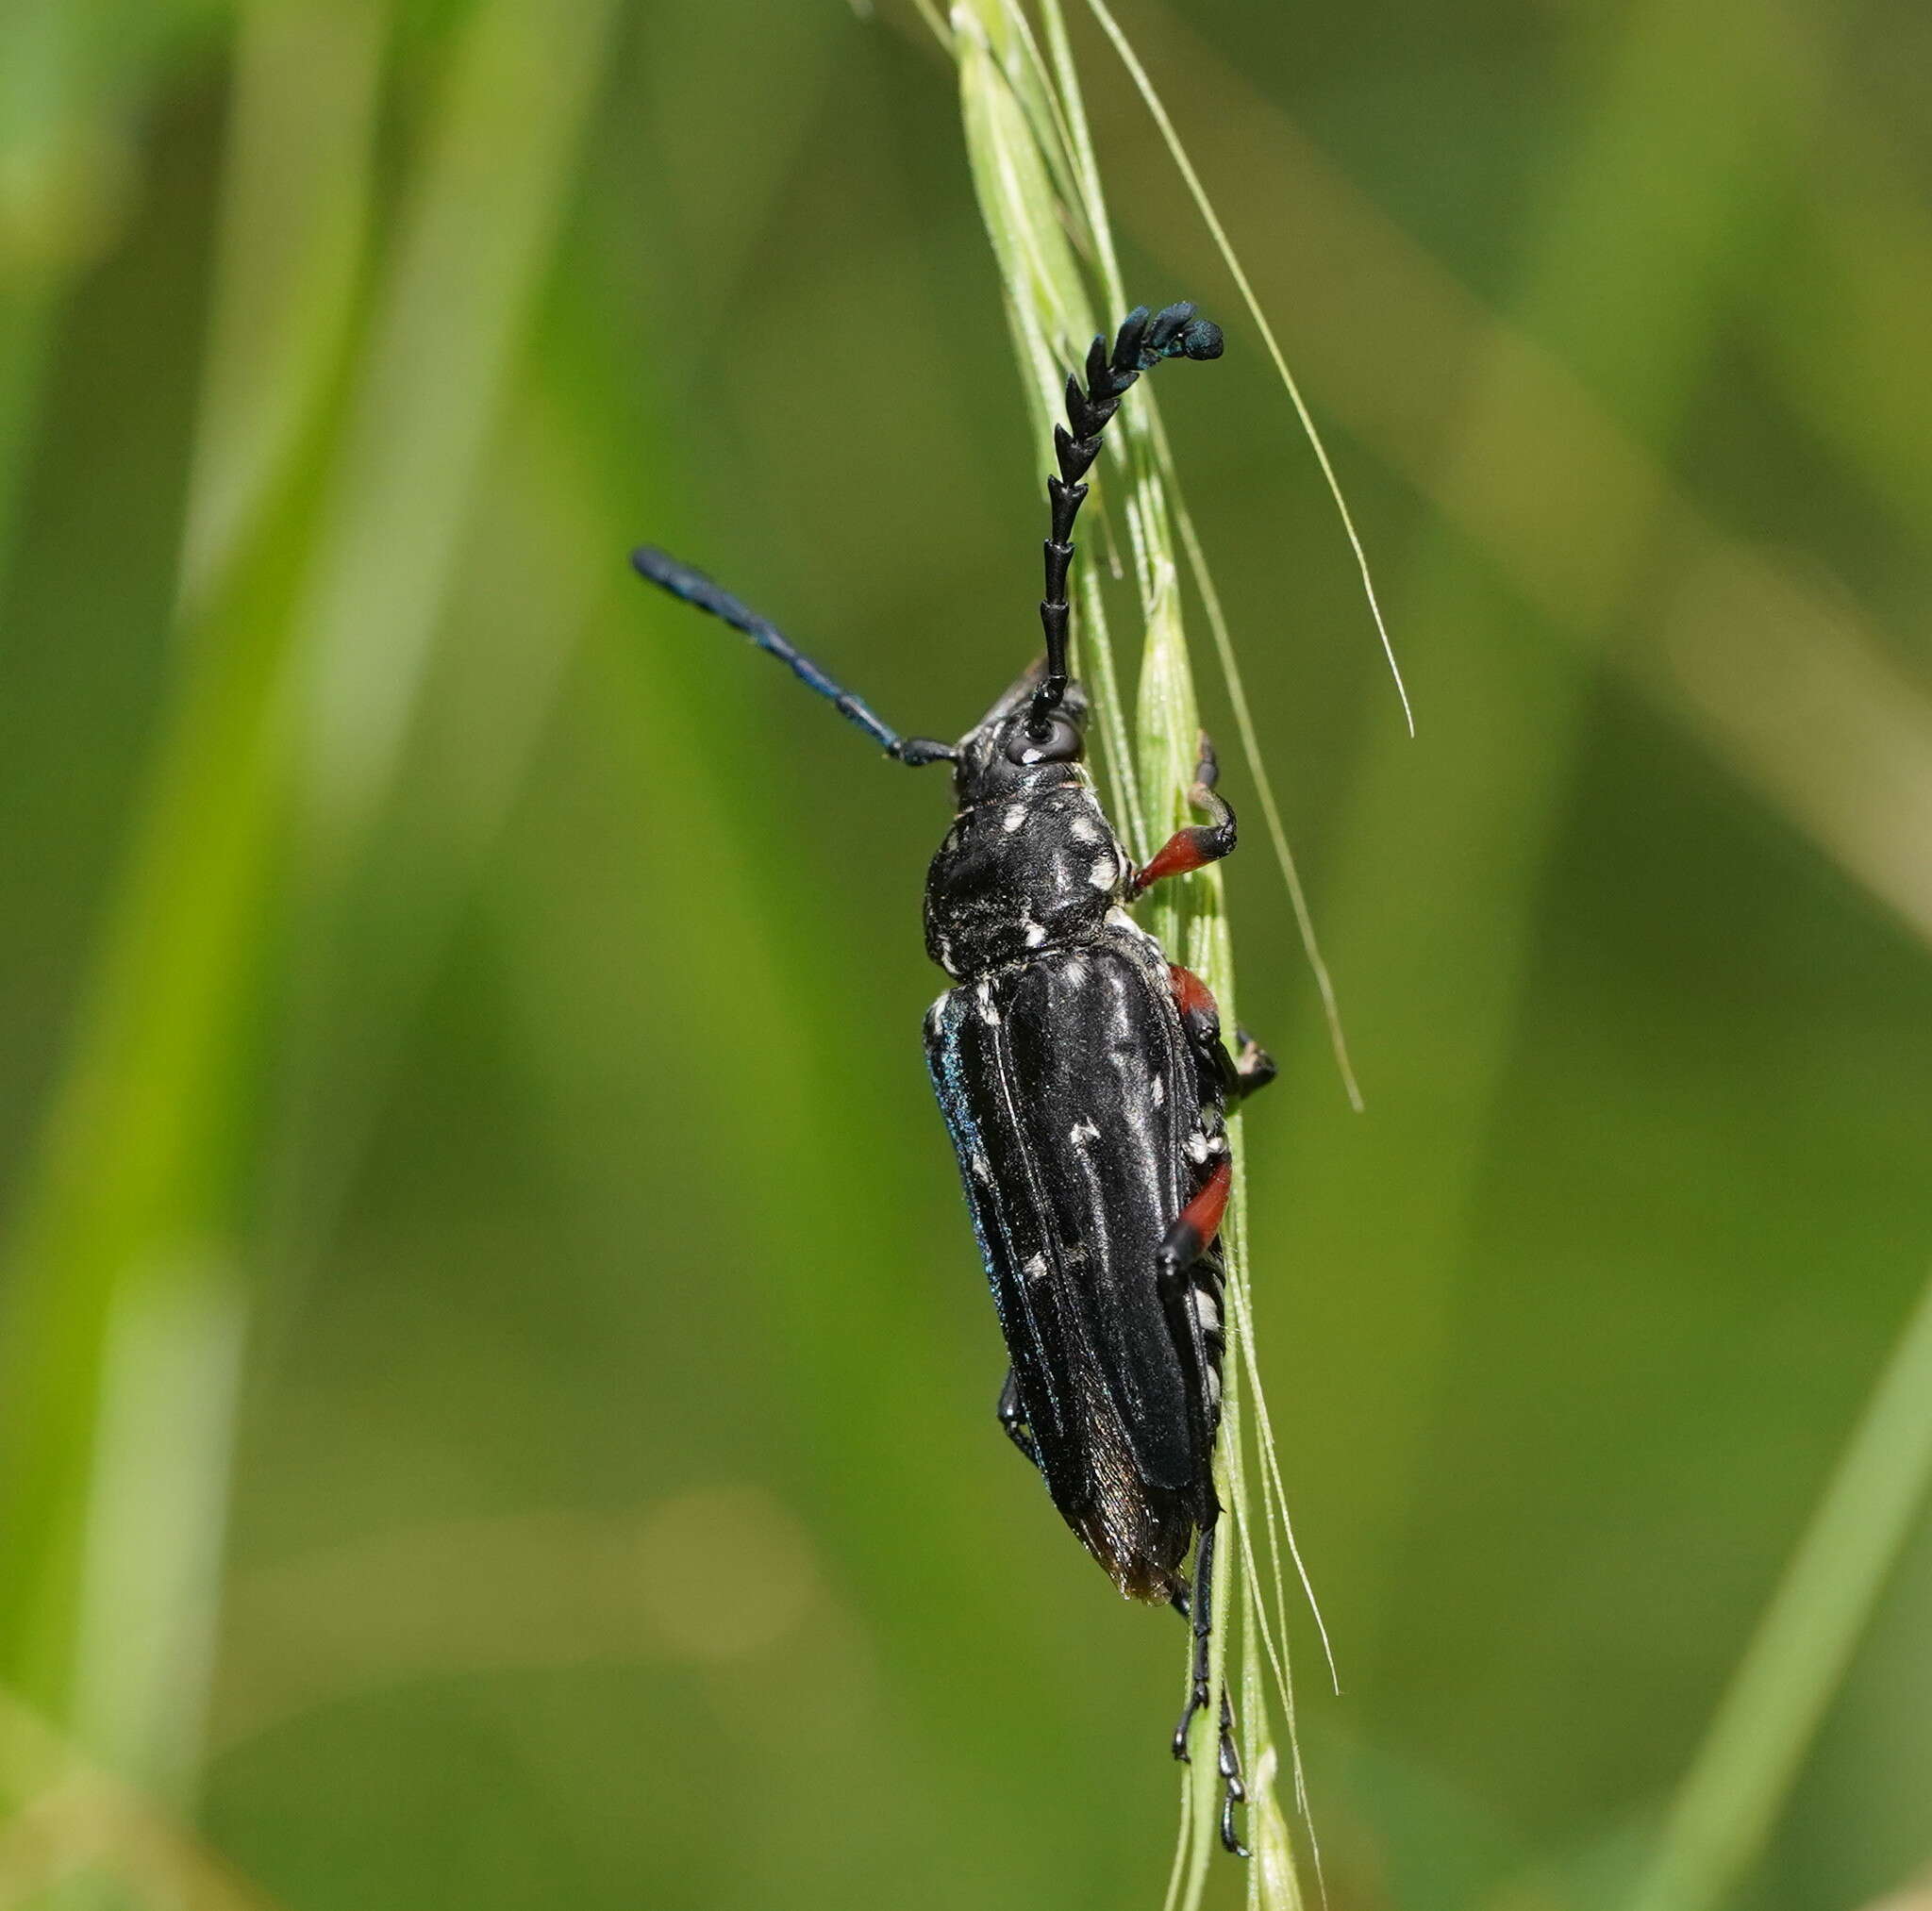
[632,302,1274,1855]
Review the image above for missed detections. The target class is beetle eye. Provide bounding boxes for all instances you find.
[1006,716,1082,765]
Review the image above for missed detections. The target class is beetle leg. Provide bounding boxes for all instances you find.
[1158,1161,1233,1438]
[1170,1590,1248,1843]
[1158,1157,1232,1287]
[1157,1159,1248,1853]
[1231,1026,1277,1100]
[1170,965,1276,1105]
[995,1368,1041,1471]
[1130,732,1236,895]
[1170,1518,1250,1856]
[998,1371,1241,1826]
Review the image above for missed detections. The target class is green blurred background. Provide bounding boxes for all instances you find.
[3,0,1930,1905]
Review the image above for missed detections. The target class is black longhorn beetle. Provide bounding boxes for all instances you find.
[632,302,1273,1855]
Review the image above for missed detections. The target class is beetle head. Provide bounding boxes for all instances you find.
[952,663,1089,806]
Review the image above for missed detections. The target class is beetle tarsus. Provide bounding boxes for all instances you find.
[1222,1786,1251,1859]
[1233,1030,1277,1100]
[1169,1520,1250,1854]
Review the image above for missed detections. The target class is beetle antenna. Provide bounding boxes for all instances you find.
[1031,302,1224,739]
[631,547,955,766]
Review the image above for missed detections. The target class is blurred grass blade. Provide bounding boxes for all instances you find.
[1080,0,1411,737]
[0,0,387,1811]
[179,0,387,616]
[0,1,132,594]
[1626,1271,1932,1911]
[257,393,600,1322]
[290,0,616,864]
[908,0,951,49]
[0,1688,283,1907]
[259,0,615,1322]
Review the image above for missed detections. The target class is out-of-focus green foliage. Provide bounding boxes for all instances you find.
[1,2,1928,1908]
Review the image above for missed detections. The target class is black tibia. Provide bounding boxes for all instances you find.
[1032,305,1224,739]
[996,1369,1040,1470]
[1171,1520,1249,1857]
[1130,732,1239,895]
[629,546,956,766]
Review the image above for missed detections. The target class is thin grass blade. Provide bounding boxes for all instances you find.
[1625,1271,1932,1911]
[0,4,387,1820]
[1080,0,1411,737]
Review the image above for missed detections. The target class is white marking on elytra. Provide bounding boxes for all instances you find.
[1088,856,1116,890]
[1151,1077,1166,1106]
[1068,1119,1100,1147]
[1022,917,1047,948]
[1003,805,1025,833]
[970,1152,991,1185]
[1069,815,1101,845]
[975,978,999,1025]
[1023,1253,1049,1284]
